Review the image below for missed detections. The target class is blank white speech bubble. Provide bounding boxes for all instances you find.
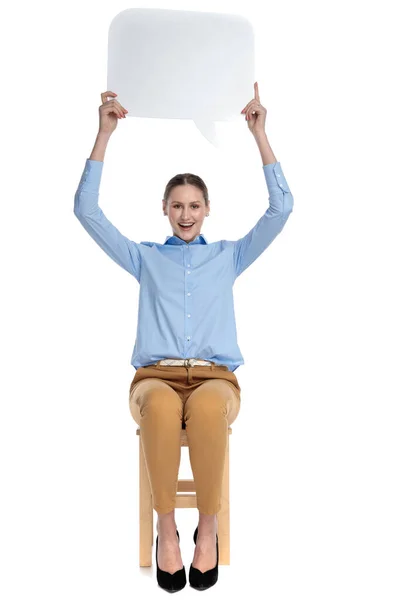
[107,8,255,146]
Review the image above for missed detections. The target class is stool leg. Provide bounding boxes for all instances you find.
[217,436,230,565]
[139,436,153,567]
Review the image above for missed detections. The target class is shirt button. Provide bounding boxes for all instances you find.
[187,314,191,318]
[277,174,281,177]
[187,336,191,340]
[187,270,191,274]
[187,264,190,267]
[279,184,283,187]
[187,292,191,296]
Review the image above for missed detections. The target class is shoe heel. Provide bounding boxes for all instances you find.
[156,529,187,592]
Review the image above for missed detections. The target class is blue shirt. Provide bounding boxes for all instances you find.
[74,159,293,371]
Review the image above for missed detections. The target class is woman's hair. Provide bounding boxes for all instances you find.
[163,173,209,207]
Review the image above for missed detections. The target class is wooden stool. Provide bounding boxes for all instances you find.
[136,423,232,567]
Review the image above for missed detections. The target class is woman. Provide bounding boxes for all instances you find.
[74,83,294,592]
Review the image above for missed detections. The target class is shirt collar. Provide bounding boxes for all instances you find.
[163,233,208,245]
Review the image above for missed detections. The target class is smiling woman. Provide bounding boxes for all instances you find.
[74,84,293,592]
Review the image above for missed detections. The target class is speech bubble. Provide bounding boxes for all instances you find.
[107,8,255,146]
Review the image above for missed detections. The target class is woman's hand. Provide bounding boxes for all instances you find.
[98,91,128,135]
[241,82,267,137]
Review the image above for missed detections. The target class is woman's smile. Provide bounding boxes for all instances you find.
[178,222,195,231]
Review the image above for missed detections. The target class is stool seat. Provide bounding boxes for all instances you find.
[136,425,233,567]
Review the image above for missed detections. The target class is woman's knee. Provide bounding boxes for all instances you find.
[185,379,239,421]
[130,379,182,420]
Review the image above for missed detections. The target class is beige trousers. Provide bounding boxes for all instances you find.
[129,360,241,515]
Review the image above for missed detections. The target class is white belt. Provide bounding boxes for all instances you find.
[157,358,214,367]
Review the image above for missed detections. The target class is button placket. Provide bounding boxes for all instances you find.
[184,247,192,347]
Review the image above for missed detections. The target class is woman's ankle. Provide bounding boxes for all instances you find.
[156,509,177,535]
[197,512,217,533]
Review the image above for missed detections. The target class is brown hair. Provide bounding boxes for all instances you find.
[163,173,209,207]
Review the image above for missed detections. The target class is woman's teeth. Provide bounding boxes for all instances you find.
[179,223,194,228]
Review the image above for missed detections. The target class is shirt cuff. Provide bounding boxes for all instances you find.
[77,158,104,191]
[262,161,291,194]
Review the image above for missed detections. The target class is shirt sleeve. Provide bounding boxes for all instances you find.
[233,161,294,279]
[74,159,141,282]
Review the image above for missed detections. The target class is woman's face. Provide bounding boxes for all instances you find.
[163,184,209,243]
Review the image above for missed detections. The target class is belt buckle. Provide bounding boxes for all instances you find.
[184,358,194,367]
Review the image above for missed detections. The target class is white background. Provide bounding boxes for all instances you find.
[1,0,399,598]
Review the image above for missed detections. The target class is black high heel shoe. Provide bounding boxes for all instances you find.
[189,526,219,590]
[156,529,187,592]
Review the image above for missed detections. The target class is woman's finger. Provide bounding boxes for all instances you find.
[101,99,124,119]
[109,98,127,117]
[244,99,260,118]
[241,97,260,114]
[241,99,253,113]
[112,99,127,117]
[241,82,260,113]
[102,94,128,117]
[110,99,126,118]
[101,91,118,104]
[116,100,128,115]
[241,98,256,112]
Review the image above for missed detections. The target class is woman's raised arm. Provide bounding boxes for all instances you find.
[232,83,294,278]
[73,92,141,282]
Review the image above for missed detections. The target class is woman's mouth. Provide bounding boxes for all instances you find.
[179,222,194,231]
